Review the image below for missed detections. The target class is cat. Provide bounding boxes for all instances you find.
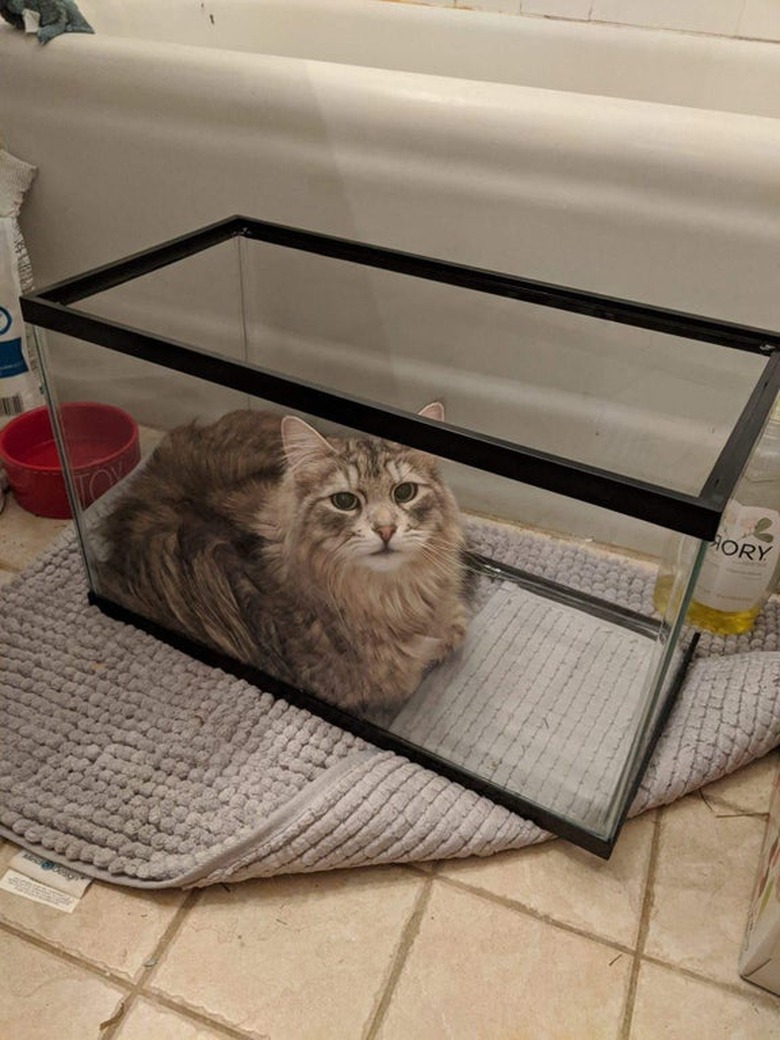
[96,404,471,719]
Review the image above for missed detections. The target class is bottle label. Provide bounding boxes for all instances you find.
[0,224,43,417]
[694,500,780,613]
[0,335,27,378]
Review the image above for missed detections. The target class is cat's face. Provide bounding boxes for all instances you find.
[280,407,460,575]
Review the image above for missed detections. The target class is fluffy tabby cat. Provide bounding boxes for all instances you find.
[97,404,470,717]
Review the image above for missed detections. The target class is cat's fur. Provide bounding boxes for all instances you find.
[97,406,470,717]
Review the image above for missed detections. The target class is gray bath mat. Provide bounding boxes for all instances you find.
[394,581,655,832]
[1,522,780,888]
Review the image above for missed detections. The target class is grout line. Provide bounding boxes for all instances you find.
[95,888,203,1040]
[504,6,778,44]
[0,918,134,991]
[363,876,435,1040]
[132,888,201,987]
[0,883,276,1040]
[619,808,663,1039]
[433,872,634,958]
[135,991,265,1040]
[638,952,780,1012]
[136,889,288,1038]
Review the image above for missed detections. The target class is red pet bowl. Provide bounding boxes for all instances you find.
[0,403,140,519]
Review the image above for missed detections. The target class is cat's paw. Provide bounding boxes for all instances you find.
[432,612,468,664]
[410,633,444,661]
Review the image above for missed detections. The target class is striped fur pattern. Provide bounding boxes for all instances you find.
[97,407,470,717]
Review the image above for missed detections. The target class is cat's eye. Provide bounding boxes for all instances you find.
[331,491,359,511]
[393,482,417,504]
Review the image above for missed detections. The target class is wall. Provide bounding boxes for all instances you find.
[397,0,780,43]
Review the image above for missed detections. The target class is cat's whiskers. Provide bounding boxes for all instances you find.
[412,538,462,575]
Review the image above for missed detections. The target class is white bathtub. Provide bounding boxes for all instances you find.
[2,0,780,550]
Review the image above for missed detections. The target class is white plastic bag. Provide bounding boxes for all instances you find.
[0,148,40,512]
[0,149,40,419]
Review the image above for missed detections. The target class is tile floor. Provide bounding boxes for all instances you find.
[1,493,779,1039]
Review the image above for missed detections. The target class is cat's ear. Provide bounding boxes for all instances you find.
[418,401,445,422]
[281,416,335,470]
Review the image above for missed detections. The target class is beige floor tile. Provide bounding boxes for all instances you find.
[0,566,18,586]
[115,997,233,1040]
[0,842,186,980]
[700,751,779,816]
[644,795,767,987]
[150,866,424,1039]
[0,929,127,1040]
[376,881,630,1040]
[0,493,69,571]
[630,960,780,1039]
[439,812,654,947]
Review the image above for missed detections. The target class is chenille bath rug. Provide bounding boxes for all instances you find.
[1,521,779,888]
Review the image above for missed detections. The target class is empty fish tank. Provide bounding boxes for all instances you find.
[21,217,780,856]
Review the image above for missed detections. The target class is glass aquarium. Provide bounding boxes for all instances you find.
[21,217,780,856]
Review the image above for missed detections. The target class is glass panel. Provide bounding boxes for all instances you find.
[35,329,704,845]
[69,236,769,501]
[73,239,246,357]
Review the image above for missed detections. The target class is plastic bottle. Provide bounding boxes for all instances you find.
[653,401,780,635]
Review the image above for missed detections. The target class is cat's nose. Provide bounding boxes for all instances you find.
[374,524,397,545]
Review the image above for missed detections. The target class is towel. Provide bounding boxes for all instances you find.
[0,0,93,44]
